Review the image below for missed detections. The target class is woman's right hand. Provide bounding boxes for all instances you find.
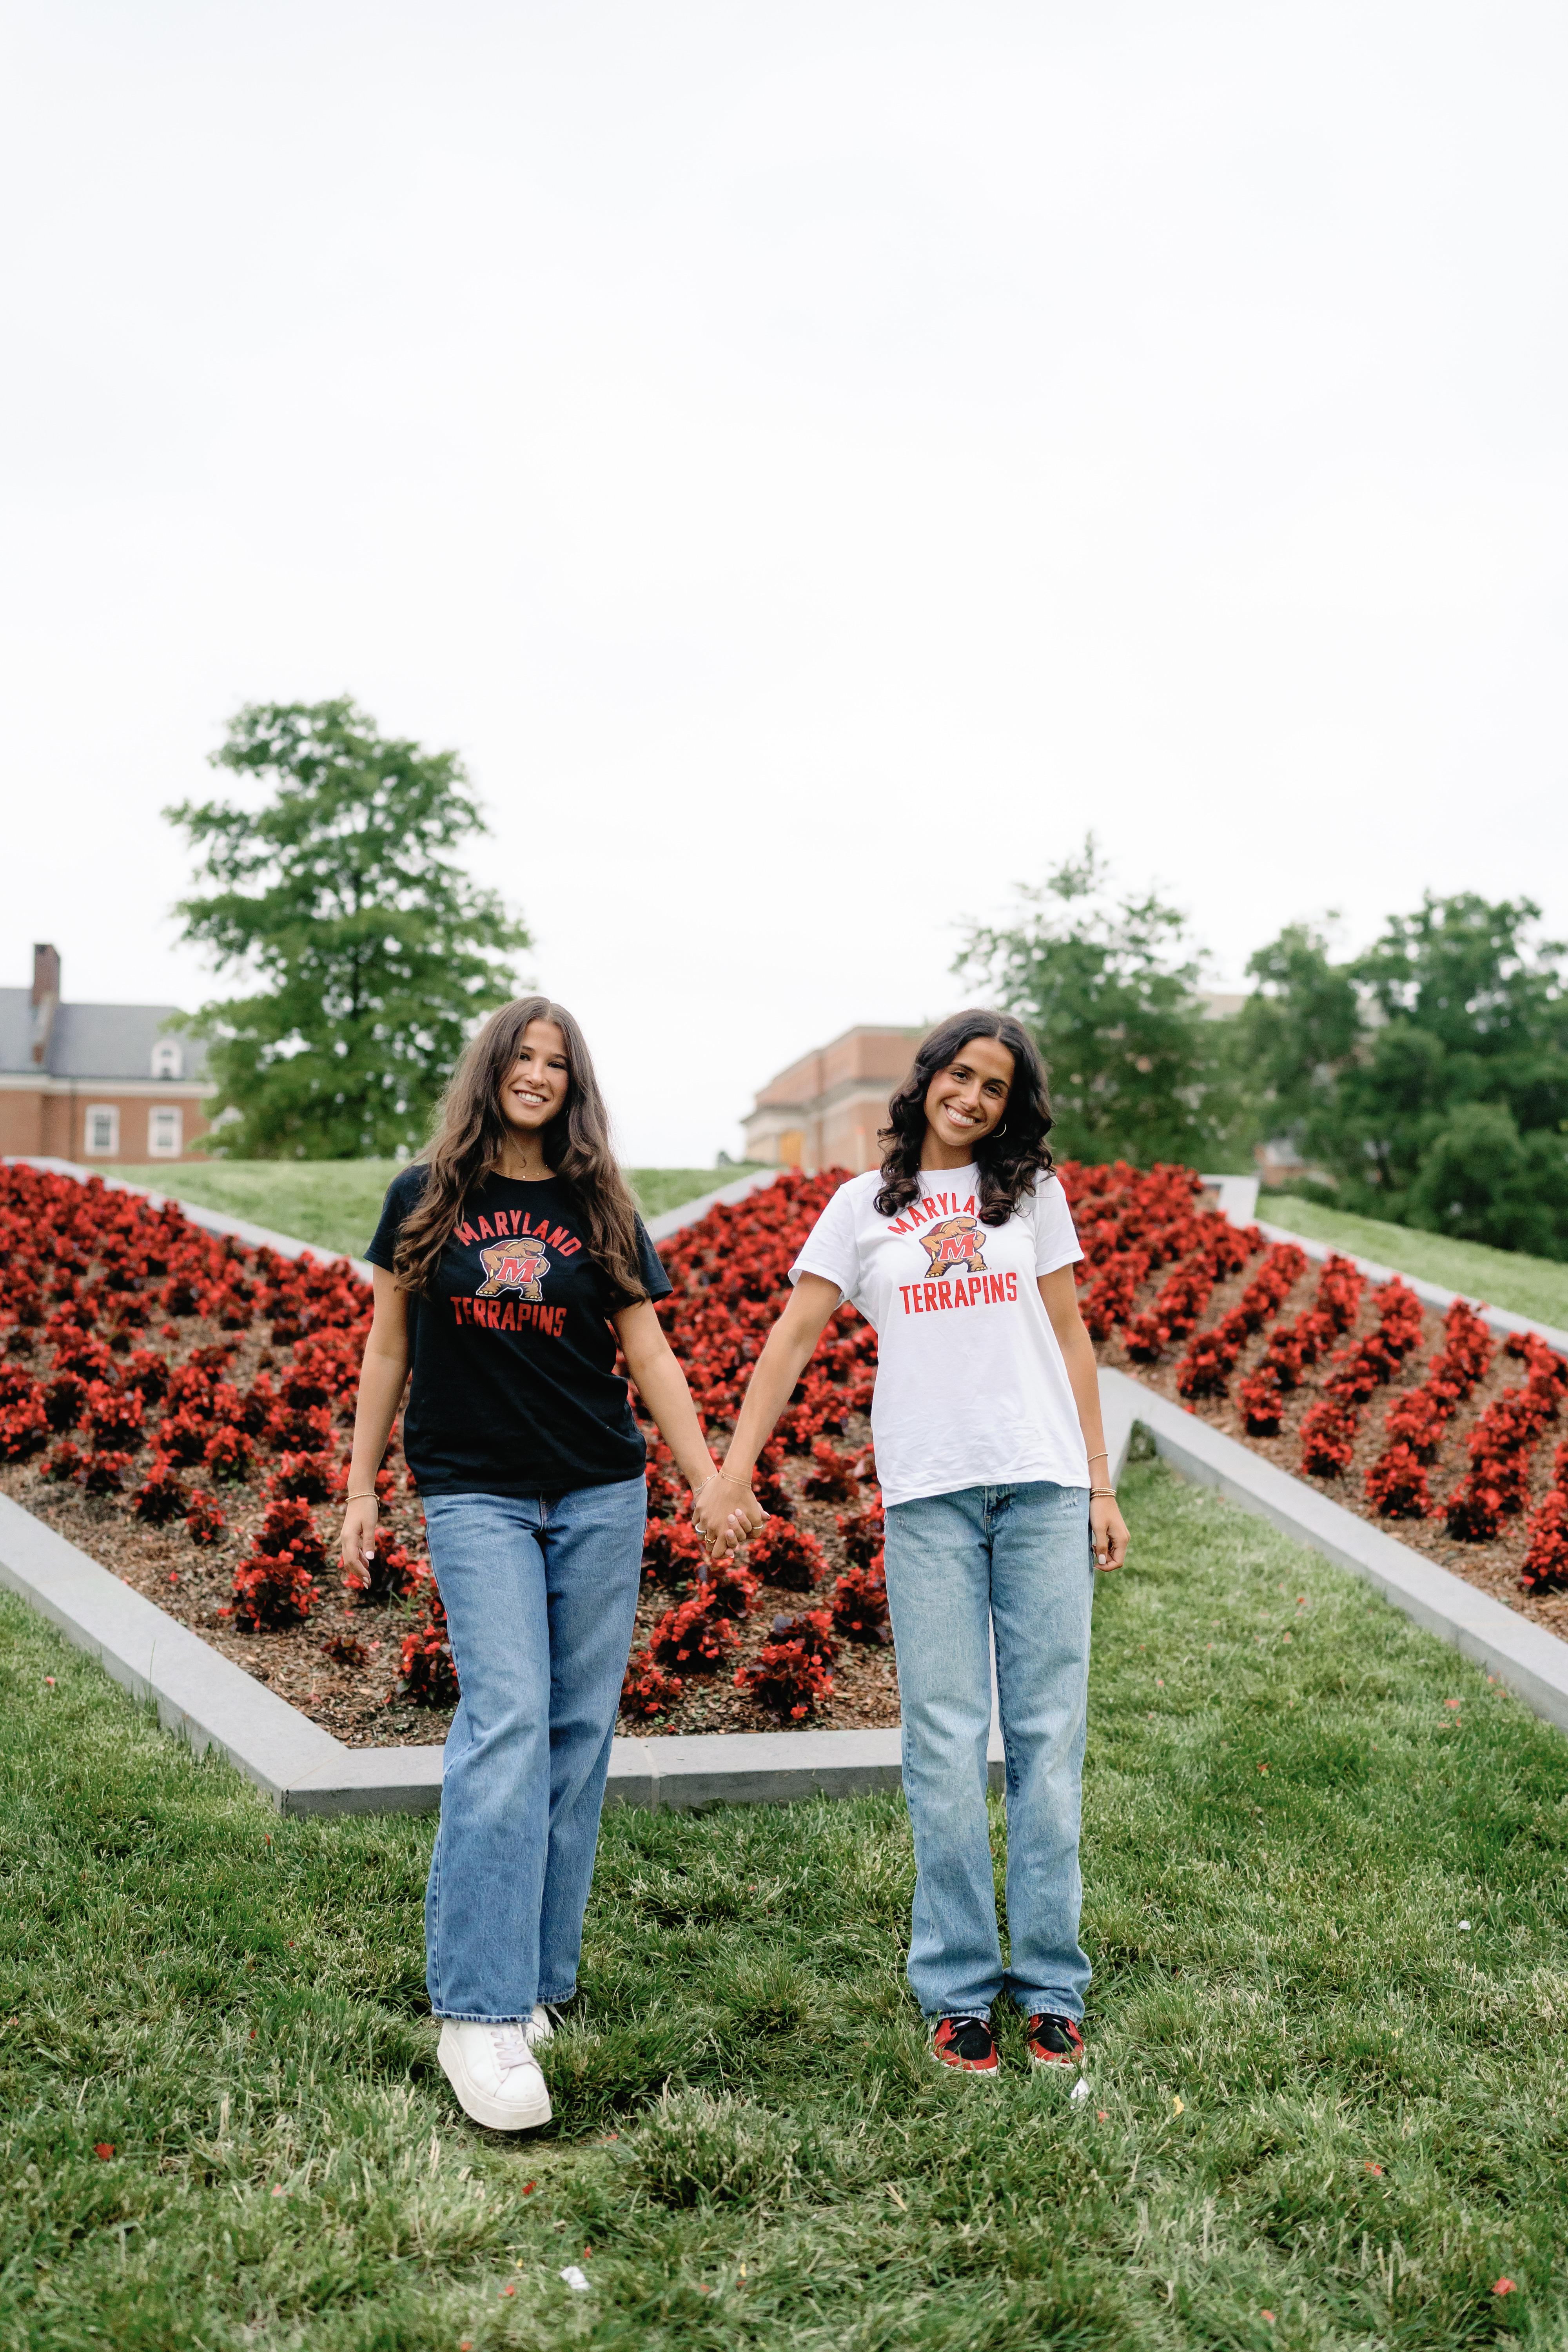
[339,1495,380,1577]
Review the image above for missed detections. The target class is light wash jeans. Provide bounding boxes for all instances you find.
[420,1479,646,2022]
[882,1480,1095,2023]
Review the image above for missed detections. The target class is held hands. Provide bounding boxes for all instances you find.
[1091,1494,1129,1572]
[692,1467,765,1567]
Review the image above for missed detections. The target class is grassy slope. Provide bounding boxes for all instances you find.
[1258,1196,1568,1330]
[111,1165,763,1259]
[6,1458,1568,2349]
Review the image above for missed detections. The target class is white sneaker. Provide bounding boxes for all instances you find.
[437,2020,552,2131]
[524,2003,557,2049]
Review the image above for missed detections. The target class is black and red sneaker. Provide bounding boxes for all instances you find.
[1024,2012,1085,2069]
[932,2014,1000,2077]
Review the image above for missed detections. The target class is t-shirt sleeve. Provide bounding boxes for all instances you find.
[790,1180,861,1306]
[365,1165,426,1272]
[1033,1171,1083,1276]
[633,1215,674,1305]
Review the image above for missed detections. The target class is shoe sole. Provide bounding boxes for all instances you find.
[1027,2051,1084,2070]
[437,2029,552,2131]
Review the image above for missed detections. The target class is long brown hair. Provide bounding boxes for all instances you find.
[392,996,648,1300]
[873,1009,1054,1227]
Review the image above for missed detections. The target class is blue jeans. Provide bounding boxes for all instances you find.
[882,1481,1095,2022]
[420,1479,646,2022]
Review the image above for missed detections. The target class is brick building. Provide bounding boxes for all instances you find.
[0,945,216,1165]
[741,1025,924,1172]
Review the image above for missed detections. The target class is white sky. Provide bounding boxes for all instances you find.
[3,1,1564,1164]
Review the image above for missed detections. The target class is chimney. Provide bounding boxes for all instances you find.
[30,942,60,1068]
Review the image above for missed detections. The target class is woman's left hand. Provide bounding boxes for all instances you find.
[1091,1494,1129,1572]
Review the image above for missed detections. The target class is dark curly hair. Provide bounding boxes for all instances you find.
[873,1009,1053,1227]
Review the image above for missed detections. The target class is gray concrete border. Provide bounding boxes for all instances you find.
[5,1160,1567,1812]
[1202,1172,1261,1227]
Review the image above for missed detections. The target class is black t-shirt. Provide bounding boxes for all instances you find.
[366,1166,672,1498]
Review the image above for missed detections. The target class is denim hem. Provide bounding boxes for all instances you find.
[1011,1997,1086,2022]
[432,2010,533,2025]
[538,1988,578,2006]
[926,2005,994,2023]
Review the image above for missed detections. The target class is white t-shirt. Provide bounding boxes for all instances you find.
[789,1164,1089,1508]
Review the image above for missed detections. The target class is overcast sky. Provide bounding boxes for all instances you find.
[3,2,1564,1164]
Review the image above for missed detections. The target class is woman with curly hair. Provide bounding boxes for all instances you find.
[696,1010,1127,2079]
[341,997,757,2132]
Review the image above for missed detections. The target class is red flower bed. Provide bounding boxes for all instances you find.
[743,1520,829,1592]
[830,1559,892,1644]
[835,1497,885,1566]
[647,1588,742,1676]
[1077,1171,1568,1625]
[400,1574,459,1707]
[1363,1441,1432,1519]
[734,1607,836,1720]
[641,1517,708,1593]
[229,1548,319,1630]
[1521,1445,1568,1593]
[8,1153,1568,1739]
[0,1161,439,1733]
[1442,1337,1565,1542]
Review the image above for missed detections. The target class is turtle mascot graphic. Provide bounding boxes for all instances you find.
[918,1214,989,1277]
[475,1238,552,1301]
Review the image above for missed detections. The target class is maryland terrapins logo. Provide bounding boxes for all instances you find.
[918,1215,989,1276]
[475,1239,552,1300]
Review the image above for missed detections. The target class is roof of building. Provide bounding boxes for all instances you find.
[0,990,210,1082]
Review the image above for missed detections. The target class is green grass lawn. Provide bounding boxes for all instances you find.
[111,1165,763,1259]
[6,1456,1568,2347]
[1256,1196,1568,1331]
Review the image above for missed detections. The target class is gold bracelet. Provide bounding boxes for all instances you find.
[1089,1486,1117,1499]
[347,1490,380,1504]
[1087,1449,1109,1463]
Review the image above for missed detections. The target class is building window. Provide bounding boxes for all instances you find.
[147,1106,183,1158]
[151,1040,183,1080]
[84,1105,119,1157]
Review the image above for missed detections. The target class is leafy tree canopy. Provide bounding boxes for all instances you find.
[167,698,529,1159]
[1234,920,1360,1146]
[953,838,1241,1167]
[1243,891,1568,1257]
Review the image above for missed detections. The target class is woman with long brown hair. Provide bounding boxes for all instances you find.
[696,1010,1127,2080]
[341,996,757,2131]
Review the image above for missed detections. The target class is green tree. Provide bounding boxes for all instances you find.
[954,838,1240,1166]
[1235,920,1360,1152]
[1241,891,1568,1256]
[1351,893,1568,1141]
[167,698,530,1158]
[1405,1102,1568,1257]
